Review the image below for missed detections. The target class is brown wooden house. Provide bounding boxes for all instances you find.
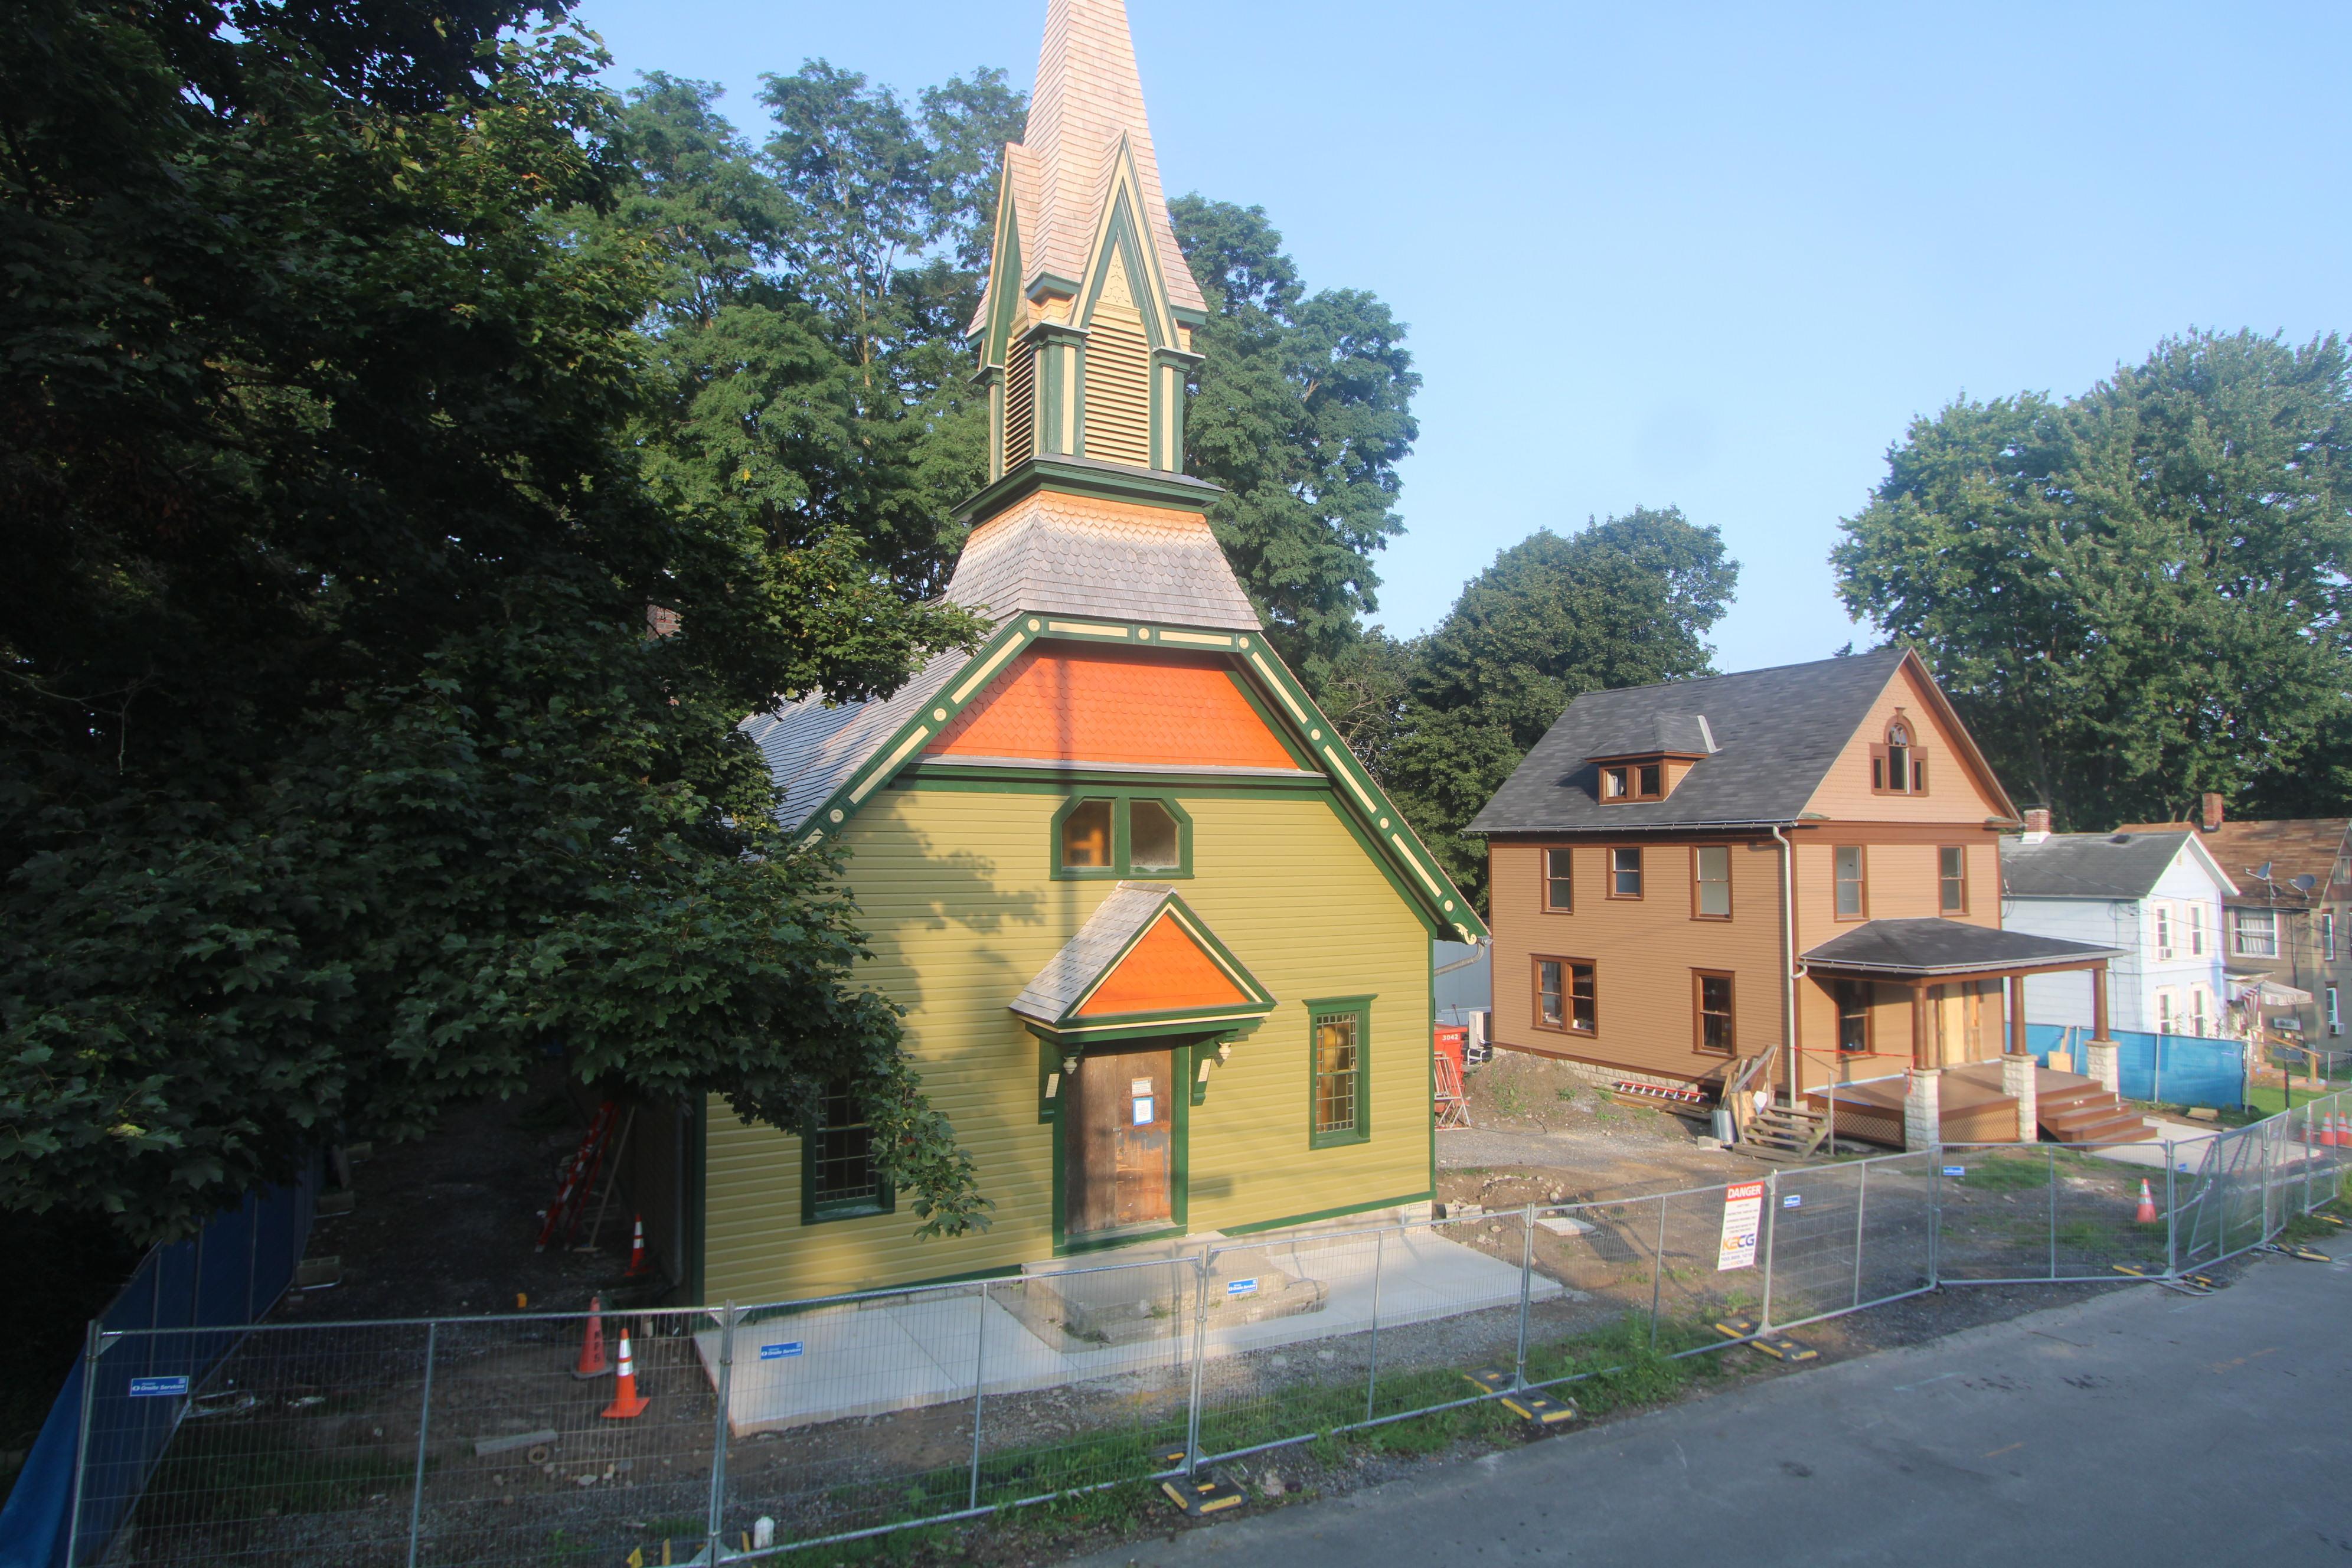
[1466,648,2152,1151]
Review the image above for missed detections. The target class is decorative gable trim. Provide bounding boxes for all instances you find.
[786,615,1487,942]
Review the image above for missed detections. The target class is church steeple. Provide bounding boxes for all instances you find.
[971,0,1208,481]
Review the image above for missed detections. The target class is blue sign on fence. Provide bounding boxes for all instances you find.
[758,1342,804,1361]
[1781,1194,1802,1208]
[1226,1278,1259,1298]
[128,1376,189,1399]
[1942,1166,1965,1177]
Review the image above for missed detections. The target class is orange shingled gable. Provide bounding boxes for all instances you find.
[925,645,1297,769]
[1076,912,1250,1017]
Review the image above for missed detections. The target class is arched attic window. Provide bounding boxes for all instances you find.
[1871,713,1929,796]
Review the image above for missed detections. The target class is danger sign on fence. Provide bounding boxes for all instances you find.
[1717,1180,1765,1271]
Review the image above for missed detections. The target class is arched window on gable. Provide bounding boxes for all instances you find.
[1870,713,1929,796]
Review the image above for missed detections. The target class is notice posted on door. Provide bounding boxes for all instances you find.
[1717,1180,1765,1271]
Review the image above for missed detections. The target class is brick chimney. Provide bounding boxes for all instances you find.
[2200,792,2224,832]
[2021,806,2052,842]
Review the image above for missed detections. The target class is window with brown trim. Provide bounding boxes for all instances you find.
[1598,762,1665,803]
[1543,848,1573,912]
[1694,970,1734,1054]
[1834,979,1873,1053]
[1833,845,1867,919]
[1938,845,1967,914]
[1534,957,1596,1035]
[1692,845,1731,919]
[1868,714,1930,796]
[1609,847,1644,899]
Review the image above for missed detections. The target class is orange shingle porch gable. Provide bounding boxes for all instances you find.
[1075,910,1252,1016]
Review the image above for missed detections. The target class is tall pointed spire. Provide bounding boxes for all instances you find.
[1019,0,1203,315]
[941,0,1250,635]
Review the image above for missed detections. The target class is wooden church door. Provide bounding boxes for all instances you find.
[1064,1045,1174,1236]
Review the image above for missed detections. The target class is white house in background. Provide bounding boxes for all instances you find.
[2001,818,2238,1037]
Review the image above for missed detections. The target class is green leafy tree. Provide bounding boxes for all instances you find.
[1171,197,1420,687]
[1831,330,2352,829]
[584,66,1024,605]
[1381,511,1739,901]
[1,0,988,1243]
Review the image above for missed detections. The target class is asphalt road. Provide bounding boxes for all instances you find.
[1067,1250,2352,1567]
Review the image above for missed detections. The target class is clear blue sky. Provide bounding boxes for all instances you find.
[571,0,2351,674]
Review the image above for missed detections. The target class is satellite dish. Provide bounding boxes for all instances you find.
[2255,861,2275,883]
[2292,873,2319,893]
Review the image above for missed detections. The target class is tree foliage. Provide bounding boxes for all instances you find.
[1832,331,2352,830]
[0,1,988,1242]
[1171,197,1420,687]
[580,66,1024,603]
[1350,511,1738,903]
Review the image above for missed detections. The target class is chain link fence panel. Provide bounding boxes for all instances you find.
[60,1093,2352,1566]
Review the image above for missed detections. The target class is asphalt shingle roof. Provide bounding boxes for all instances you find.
[1466,648,1907,835]
[2113,817,2351,907]
[2000,831,2194,900]
[1801,918,2121,976]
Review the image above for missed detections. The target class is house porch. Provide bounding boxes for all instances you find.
[1799,1062,2157,1149]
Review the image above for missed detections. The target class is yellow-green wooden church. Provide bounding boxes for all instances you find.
[628,0,1481,1305]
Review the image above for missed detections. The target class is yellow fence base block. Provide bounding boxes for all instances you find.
[1461,1367,1578,1427]
[1161,1475,1246,1516]
[1749,1334,1818,1363]
[2112,1263,2212,1296]
[1500,1389,1579,1427]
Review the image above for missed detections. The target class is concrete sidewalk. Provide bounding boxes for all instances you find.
[1068,1250,2352,1567]
[694,1224,1556,1432]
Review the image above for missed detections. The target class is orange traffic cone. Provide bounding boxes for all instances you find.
[2134,1178,2157,1224]
[2317,1114,2334,1147]
[2328,1113,2347,1148]
[624,1214,651,1280]
[601,1324,649,1419]
[573,1295,610,1379]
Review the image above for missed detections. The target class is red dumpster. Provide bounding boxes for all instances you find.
[1434,1025,1468,1079]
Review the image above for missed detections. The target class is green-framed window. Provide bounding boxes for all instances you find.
[1052,791,1194,878]
[1306,997,1372,1148]
[802,1083,894,1224]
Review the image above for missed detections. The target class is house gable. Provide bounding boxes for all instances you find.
[926,644,1300,770]
[1802,652,2017,825]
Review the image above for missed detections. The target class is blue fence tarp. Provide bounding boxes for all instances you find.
[2027,1023,2246,1109]
[0,1161,318,1568]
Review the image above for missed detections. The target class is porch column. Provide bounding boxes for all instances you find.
[2084,962,2120,1093]
[1910,981,1931,1069]
[2003,972,2038,1141]
[1903,1067,1942,1151]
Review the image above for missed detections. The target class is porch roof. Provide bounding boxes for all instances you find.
[1802,917,2121,979]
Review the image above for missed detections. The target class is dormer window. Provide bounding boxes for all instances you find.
[1597,759,1669,802]
[1870,714,1929,795]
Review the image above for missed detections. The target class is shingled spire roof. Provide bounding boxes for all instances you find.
[970,0,1205,336]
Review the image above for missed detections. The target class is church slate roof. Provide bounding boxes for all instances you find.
[969,0,1205,339]
[942,485,1260,631]
[1466,648,1912,835]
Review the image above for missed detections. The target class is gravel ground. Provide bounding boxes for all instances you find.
[1439,1049,1762,1198]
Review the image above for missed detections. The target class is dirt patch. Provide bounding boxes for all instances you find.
[282,1063,658,1325]
[1439,1048,1760,1198]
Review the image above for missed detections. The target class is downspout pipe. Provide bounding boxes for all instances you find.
[1772,824,1805,1106]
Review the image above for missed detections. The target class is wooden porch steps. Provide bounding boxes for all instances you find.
[1739,1105,1876,1162]
[2037,1082,2157,1145]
